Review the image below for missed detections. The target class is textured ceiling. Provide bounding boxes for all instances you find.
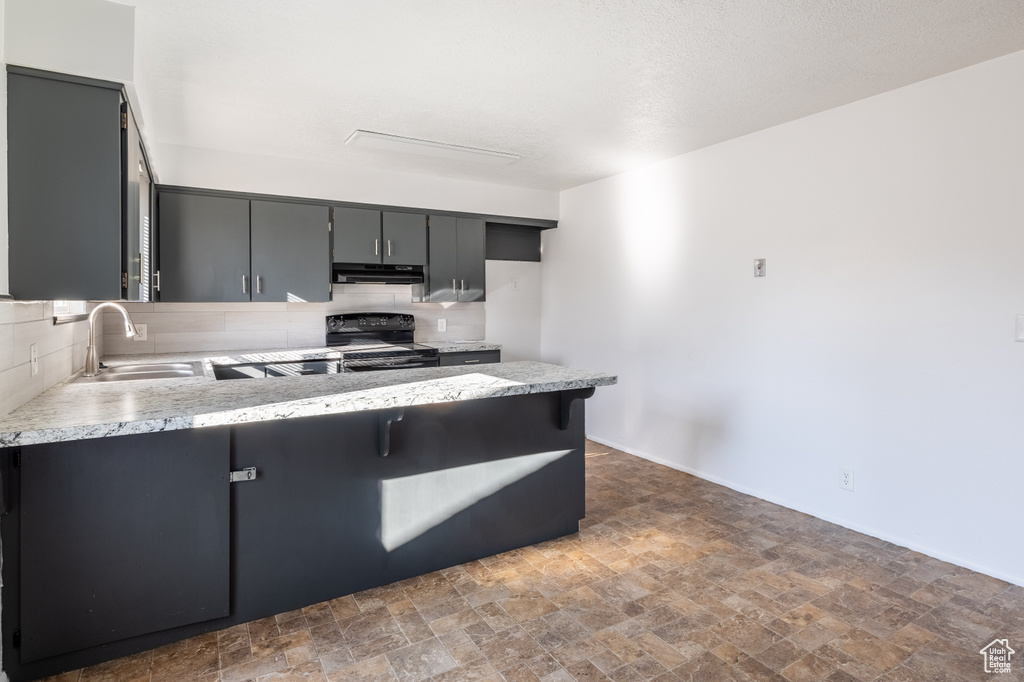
[127,0,1024,191]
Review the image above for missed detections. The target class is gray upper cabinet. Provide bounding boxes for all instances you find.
[456,218,486,301]
[251,201,331,303]
[159,192,330,303]
[382,212,427,266]
[158,193,251,302]
[428,216,485,302]
[7,69,123,300]
[334,207,427,266]
[333,207,381,263]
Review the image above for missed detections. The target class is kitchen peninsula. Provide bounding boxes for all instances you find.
[0,357,616,682]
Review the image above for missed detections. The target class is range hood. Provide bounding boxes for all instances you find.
[332,263,424,284]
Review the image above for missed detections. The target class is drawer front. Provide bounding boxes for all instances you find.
[438,350,500,366]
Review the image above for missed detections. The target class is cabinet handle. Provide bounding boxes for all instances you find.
[452,279,457,295]
[387,239,392,256]
[152,270,161,292]
[463,359,480,363]
[375,238,379,256]
[242,275,248,294]
[461,280,466,294]
[256,275,263,294]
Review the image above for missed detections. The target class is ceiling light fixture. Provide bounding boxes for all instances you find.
[345,130,519,165]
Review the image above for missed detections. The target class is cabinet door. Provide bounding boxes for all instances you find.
[382,212,427,266]
[7,72,122,300]
[251,201,331,302]
[428,215,459,302]
[456,218,486,302]
[158,193,251,301]
[334,207,382,263]
[18,429,230,662]
[231,413,386,621]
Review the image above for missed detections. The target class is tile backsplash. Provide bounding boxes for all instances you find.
[101,284,485,356]
[0,301,96,417]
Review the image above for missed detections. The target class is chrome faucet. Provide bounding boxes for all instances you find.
[84,302,137,376]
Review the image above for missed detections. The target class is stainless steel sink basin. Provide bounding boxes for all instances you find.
[104,363,196,374]
[93,370,196,381]
[77,362,200,383]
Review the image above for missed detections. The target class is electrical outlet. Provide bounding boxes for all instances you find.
[511,277,520,290]
[133,324,148,341]
[754,258,766,277]
[839,467,854,492]
[30,343,38,376]
[437,318,447,332]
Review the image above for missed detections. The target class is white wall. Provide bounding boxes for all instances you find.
[485,260,542,362]
[542,50,1024,586]
[154,144,559,221]
[0,0,7,296]
[3,0,134,83]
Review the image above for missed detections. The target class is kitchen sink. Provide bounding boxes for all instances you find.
[104,363,197,374]
[77,362,201,383]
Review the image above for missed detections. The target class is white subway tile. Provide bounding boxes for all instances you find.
[154,302,288,312]
[107,311,226,334]
[0,301,48,324]
[224,311,323,331]
[103,333,155,356]
[287,329,326,348]
[42,346,74,391]
[0,363,45,418]
[154,331,289,354]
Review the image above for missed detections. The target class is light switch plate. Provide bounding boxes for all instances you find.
[437,318,447,332]
[754,258,766,277]
[30,343,38,376]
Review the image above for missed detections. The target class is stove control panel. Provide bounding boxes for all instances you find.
[326,313,415,333]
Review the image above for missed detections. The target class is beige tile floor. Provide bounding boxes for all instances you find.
[43,441,1023,681]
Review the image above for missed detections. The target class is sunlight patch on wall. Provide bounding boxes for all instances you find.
[614,164,684,293]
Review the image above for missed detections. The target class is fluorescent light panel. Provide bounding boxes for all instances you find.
[345,130,519,165]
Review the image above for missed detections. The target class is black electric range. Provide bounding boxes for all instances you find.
[326,313,440,372]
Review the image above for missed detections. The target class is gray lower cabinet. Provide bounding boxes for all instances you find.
[428,216,486,302]
[333,208,427,266]
[0,392,587,681]
[7,429,230,664]
[439,350,500,366]
[158,192,329,302]
[7,69,123,301]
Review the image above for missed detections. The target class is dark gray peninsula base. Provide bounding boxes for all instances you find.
[1,389,593,682]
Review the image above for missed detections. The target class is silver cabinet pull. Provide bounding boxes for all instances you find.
[464,359,480,363]
[242,274,248,294]
[230,467,257,483]
[461,280,466,294]
[152,270,161,292]
[375,238,379,256]
[387,239,392,256]
[452,279,457,295]
[256,275,263,294]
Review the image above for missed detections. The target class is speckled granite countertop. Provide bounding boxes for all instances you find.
[0,356,616,447]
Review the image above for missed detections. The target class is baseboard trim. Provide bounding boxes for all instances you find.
[585,434,1024,588]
